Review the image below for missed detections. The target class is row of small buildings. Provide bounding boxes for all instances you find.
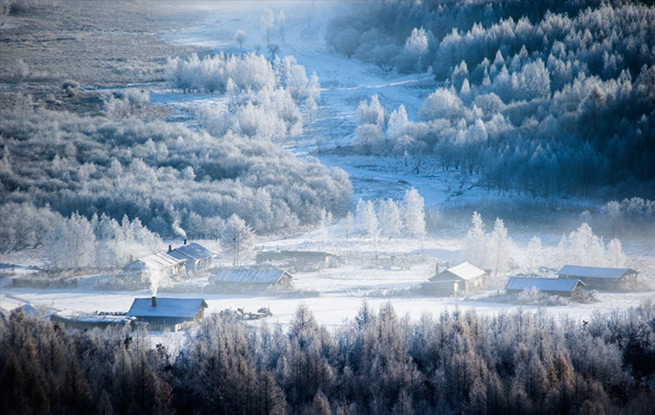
[125,242,217,278]
[426,262,639,297]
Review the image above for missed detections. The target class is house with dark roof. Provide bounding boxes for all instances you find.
[213,268,294,292]
[169,242,217,275]
[558,265,638,290]
[423,262,487,296]
[125,297,208,331]
[505,277,586,297]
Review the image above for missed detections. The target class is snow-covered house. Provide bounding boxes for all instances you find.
[124,252,186,279]
[169,242,217,275]
[424,262,487,296]
[50,311,134,330]
[505,277,586,297]
[558,265,638,290]
[213,268,294,292]
[125,296,208,331]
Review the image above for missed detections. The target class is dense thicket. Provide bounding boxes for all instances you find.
[329,0,655,197]
[167,53,320,141]
[3,301,655,415]
[0,103,351,243]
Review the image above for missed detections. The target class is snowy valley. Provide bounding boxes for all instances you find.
[1,0,655,414]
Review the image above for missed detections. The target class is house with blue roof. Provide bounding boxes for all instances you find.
[125,296,208,331]
[169,242,217,275]
[558,265,638,290]
[505,277,586,297]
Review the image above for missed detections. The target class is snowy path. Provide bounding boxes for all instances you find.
[158,1,453,206]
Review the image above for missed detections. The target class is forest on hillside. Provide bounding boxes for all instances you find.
[328,0,655,198]
[0,53,351,253]
[3,301,655,415]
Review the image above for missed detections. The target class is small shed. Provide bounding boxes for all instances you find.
[505,277,586,297]
[124,252,186,279]
[169,242,217,275]
[256,250,338,272]
[213,268,294,292]
[50,311,134,330]
[125,297,207,331]
[424,262,487,296]
[558,265,638,290]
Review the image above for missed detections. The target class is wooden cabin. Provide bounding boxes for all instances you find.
[423,262,487,296]
[125,297,207,332]
[505,277,586,297]
[124,252,187,279]
[558,265,638,290]
[169,242,217,275]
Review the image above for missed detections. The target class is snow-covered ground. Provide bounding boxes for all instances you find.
[2,0,654,331]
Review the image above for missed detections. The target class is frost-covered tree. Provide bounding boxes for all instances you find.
[308,72,321,102]
[377,198,403,238]
[344,211,354,239]
[306,96,318,123]
[0,203,62,252]
[387,105,409,143]
[488,218,514,278]
[261,9,275,46]
[43,212,96,270]
[278,10,286,43]
[462,211,488,268]
[402,188,425,238]
[459,118,488,144]
[418,88,466,121]
[353,123,385,155]
[525,236,542,275]
[282,56,310,102]
[404,27,428,73]
[355,199,379,238]
[318,208,332,242]
[234,29,247,50]
[559,223,605,266]
[356,95,385,126]
[606,238,626,268]
[220,214,255,266]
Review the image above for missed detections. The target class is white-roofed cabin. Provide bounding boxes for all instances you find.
[424,262,487,296]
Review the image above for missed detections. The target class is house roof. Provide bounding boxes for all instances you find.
[558,265,638,279]
[214,269,291,284]
[170,243,216,261]
[125,298,207,318]
[505,277,584,293]
[431,262,486,281]
[126,252,186,270]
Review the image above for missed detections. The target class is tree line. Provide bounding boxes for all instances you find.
[3,300,655,415]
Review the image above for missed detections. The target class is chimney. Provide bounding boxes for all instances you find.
[436,262,440,275]
[152,296,157,307]
[168,244,172,253]
[184,239,187,245]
